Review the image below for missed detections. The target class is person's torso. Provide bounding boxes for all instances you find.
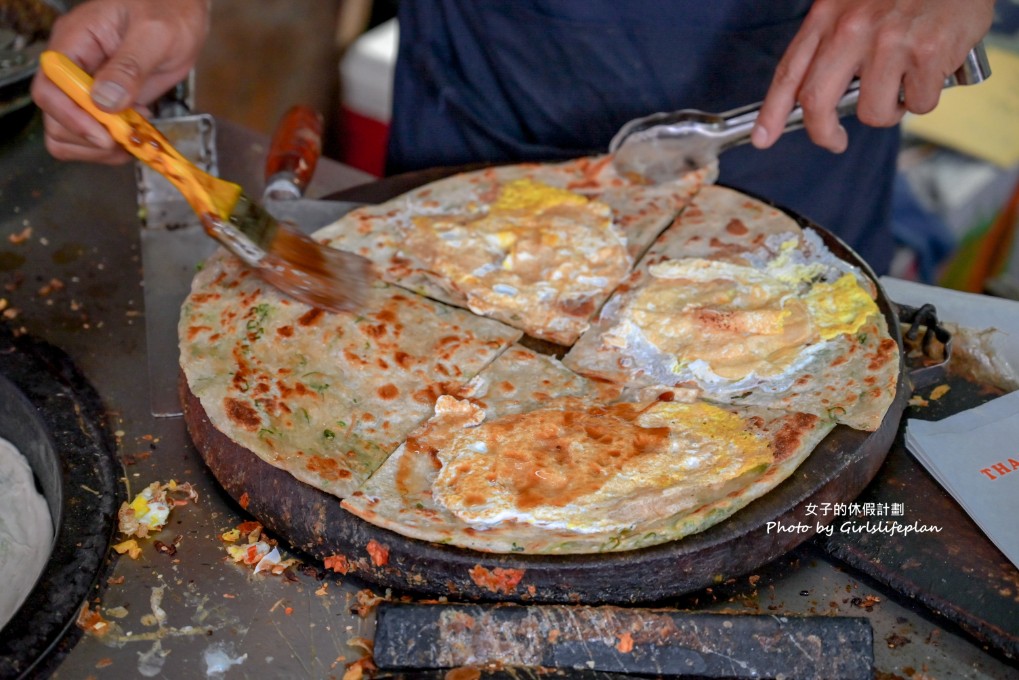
[387,0,900,274]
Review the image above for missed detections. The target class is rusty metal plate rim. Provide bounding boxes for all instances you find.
[182,170,907,603]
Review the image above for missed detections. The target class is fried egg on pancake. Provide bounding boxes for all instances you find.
[342,378,832,554]
[404,179,632,343]
[604,252,878,390]
[565,227,899,431]
[431,398,772,534]
[316,157,716,345]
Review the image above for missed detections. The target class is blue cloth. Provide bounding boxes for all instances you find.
[890,173,956,282]
[387,0,900,274]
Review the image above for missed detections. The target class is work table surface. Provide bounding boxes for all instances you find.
[0,114,1014,679]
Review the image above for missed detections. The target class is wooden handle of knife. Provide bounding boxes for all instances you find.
[264,105,324,195]
[39,51,238,221]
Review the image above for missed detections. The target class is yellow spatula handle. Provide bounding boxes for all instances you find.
[40,51,238,221]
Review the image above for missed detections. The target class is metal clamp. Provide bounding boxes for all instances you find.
[898,302,954,390]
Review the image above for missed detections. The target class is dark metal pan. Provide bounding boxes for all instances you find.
[182,170,909,604]
[0,1,66,133]
[0,323,120,680]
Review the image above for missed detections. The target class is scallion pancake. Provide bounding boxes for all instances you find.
[317,156,716,344]
[179,250,522,497]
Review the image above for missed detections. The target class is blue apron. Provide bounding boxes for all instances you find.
[387,1,899,274]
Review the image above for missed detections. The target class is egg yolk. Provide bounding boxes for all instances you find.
[623,260,878,381]
[804,273,878,340]
[490,178,589,213]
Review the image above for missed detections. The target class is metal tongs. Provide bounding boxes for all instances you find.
[610,42,992,183]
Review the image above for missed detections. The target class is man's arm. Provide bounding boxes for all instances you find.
[31,0,210,164]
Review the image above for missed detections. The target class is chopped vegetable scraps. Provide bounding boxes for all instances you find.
[112,539,142,559]
[352,589,386,618]
[342,657,376,680]
[117,480,198,539]
[76,604,113,638]
[220,529,241,542]
[222,520,299,575]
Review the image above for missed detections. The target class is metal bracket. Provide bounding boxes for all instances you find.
[137,106,220,417]
[898,302,954,390]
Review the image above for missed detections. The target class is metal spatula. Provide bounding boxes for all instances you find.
[610,42,992,183]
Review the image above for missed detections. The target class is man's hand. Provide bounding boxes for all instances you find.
[31,0,210,164]
[751,0,995,153]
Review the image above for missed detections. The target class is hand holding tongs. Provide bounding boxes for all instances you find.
[610,41,992,183]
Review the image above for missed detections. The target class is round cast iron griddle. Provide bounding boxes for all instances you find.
[182,170,908,604]
[0,323,121,679]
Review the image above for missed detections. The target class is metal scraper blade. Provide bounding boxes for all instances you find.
[262,197,366,234]
[373,602,875,679]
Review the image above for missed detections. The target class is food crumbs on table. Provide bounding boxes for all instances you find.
[223,593,236,599]
[153,540,176,556]
[118,480,198,538]
[285,607,293,616]
[112,539,142,559]
[107,575,125,585]
[351,589,385,617]
[76,605,112,637]
[95,658,113,669]
[886,633,911,648]
[908,395,929,407]
[748,574,761,587]
[8,227,32,244]
[929,384,951,400]
[37,278,64,296]
[121,451,152,466]
[316,583,329,596]
[851,594,881,611]
[616,631,634,653]
[239,491,250,509]
[222,521,299,575]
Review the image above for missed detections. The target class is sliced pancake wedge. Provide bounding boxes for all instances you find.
[342,346,833,554]
[340,345,619,547]
[318,156,716,345]
[563,187,899,431]
[179,250,522,498]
